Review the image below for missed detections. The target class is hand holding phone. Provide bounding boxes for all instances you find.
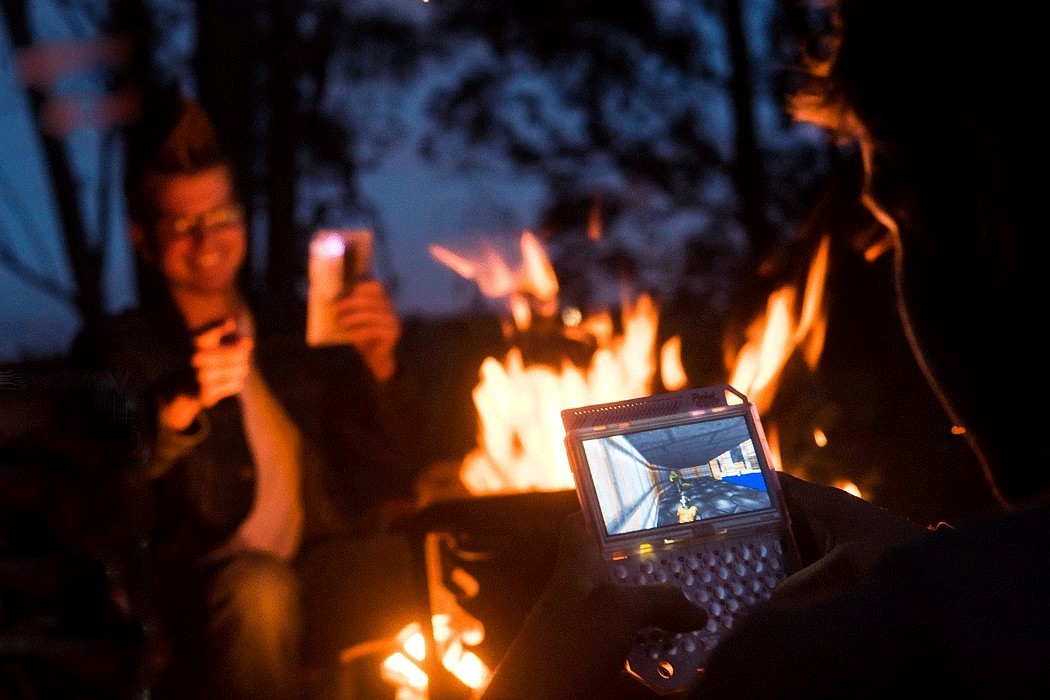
[306,228,373,347]
[561,385,801,695]
[329,280,401,381]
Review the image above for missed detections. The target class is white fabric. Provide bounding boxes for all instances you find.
[220,310,305,561]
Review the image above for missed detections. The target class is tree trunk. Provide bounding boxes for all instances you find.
[194,0,264,291]
[723,0,777,269]
[264,0,301,296]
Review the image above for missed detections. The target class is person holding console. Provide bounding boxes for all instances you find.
[73,90,427,699]
[558,386,801,695]
[480,0,1049,696]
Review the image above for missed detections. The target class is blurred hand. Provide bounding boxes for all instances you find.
[158,318,253,432]
[549,511,708,632]
[773,472,923,601]
[689,475,932,698]
[481,512,707,699]
[486,479,923,699]
[331,279,401,382]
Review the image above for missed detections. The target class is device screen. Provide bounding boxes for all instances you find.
[579,414,774,537]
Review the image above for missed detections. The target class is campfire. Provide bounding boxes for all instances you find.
[381,228,848,697]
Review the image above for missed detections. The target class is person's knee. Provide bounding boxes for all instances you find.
[212,552,300,627]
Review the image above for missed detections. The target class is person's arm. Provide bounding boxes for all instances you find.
[325,278,427,496]
[684,473,939,698]
[692,493,1050,697]
[148,413,209,478]
[771,472,923,600]
[481,512,708,699]
[483,474,926,699]
[148,318,252,477]
[330,279,401,383]
[304,289,427,527]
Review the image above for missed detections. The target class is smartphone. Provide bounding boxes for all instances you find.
[306,228,373,347]
[561,384,800,695]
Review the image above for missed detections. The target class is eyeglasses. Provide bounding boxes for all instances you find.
[156,202,245,241]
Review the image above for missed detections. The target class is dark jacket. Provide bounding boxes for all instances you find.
[73,291,426,582]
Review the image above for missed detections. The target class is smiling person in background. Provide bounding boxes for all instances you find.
[479,0,1049,697]
[73,89,427,700]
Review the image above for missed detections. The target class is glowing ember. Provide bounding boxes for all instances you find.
[833,480,862,498]
[587,197,603,242]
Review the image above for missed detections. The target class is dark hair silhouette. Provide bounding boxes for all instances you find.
[793,0,1047,509]
[123,85,229,229]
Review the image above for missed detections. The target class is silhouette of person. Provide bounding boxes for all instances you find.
[479,1,1050,696]
[74,91,427,700]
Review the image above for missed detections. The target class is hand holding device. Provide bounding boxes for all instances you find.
[158,318,253,432]
[329,280,401,382]
[561,385,801,695]
[481,510,708,700]
[306,228,374,347]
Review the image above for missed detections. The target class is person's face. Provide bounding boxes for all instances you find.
[147,166,247,298]
[857,126,1050,507]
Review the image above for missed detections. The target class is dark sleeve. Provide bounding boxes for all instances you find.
[72,304,197,401]
[70,311,200,479]
[373,350,428,465]
[72,309,261,573]
[337,348,429,507]
[693,503,1050,697]
[270,339,430,524]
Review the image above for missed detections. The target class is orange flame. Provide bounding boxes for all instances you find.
[461,292,667,493]
[432,230,675,493]
[587,196,603,242]
[727,235,829,414]
[429,231,832,493]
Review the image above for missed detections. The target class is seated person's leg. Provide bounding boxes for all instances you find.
[157,551,302,700]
